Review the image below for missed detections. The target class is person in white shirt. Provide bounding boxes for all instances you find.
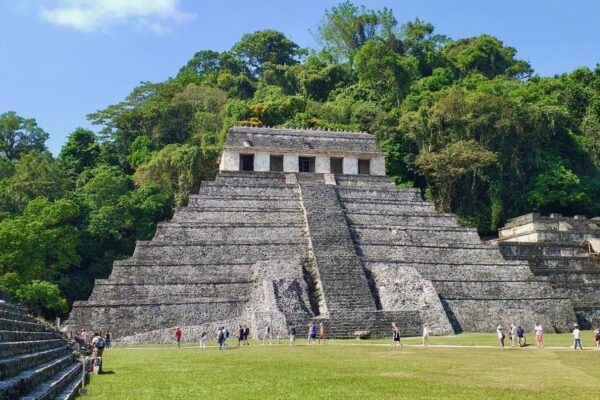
[572,324,583,350]
[262,324,272,345]
[533,323,544,349]
[497,325,505,350]
[510,324,518,348]
[421,323,429,346]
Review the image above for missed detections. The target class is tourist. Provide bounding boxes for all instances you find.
[594,325,600,349]
[510,324,518,348]
[223,327,230,348]
[243,325,250,345]
[80,329,89,343]
[318,321,326,344]
[238,325,244,347]
[534,322,544,349]
[91,332,105,356]
[175,327,182,348]
[497,325,505,350]
[289,325,296,346]
[263,323,272,345]
[199,331,207,349]
[391,322,401,346]
[217,327,225,350]
[516,326,525,347]
[105,331,112,349]
[572,324,583,350]
[308,321,317,344]
[421,323,429,346]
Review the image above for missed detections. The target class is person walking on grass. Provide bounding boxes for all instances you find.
[217,327,225,350]
[497,325,505,350]
[516,325,525,347]
[243,325,250,346]
[263,323,272,345]
[534,323,544,349]
[105,331,112,349]
[391,322,401,346]
[199,331,207,349]
[421,323,429,346]
[594,325,600,349]
[318,321,326,345]
[510,324,518,348]
[223,327,230,348]
[175,327,182,348]
[573,324,583,350]
[310,321,317,344]
[289,325,296,346]
[238,325,244,347]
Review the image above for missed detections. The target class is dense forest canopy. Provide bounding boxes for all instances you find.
[1,1,600,318]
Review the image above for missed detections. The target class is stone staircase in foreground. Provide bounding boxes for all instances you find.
[0,300,82,400]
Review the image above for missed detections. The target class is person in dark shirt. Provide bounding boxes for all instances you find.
[238,325,244,347]
[243,325,250,345]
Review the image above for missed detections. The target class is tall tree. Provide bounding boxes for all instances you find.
[0,112,49,161]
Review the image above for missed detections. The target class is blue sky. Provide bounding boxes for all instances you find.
[1,0,599,155]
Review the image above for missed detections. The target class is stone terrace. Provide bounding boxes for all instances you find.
[0,299,82,400]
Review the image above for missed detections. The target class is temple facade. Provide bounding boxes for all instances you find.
[66,127,578,343]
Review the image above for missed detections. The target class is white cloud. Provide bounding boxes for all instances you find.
[40,0,195,33]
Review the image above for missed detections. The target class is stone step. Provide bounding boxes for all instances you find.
[0,354,75,400]
[499,242,590,259]
[433,280,559,300]
[0,331,59,343]
[342,202,435,213]
[172,209,303,224]
[19,360,82,400]
[0,339,65,359]
[187,198,299,209]
[0,347,71,380]
[0,319,49,333]
[153,224,305,243]
[53,363,85,400]
[131,242,307,263]
[360,244,509,264]
[351,226,481,245]
[88,282,252,301]
[346,212,460,227]
[366,261,532,281]
[0,302,29,316]
[0,309,39,324]
[337,187,422,202]
[108,263,256,281]
[68,300,246,339]
[334,176,396,188]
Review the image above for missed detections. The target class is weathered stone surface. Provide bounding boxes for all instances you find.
[496,213,600,328]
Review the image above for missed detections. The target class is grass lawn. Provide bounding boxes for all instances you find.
[85,332,600,400]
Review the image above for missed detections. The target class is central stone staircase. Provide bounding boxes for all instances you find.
[0,299,82,400]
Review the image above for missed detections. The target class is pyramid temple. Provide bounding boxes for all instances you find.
[66,127,579,342]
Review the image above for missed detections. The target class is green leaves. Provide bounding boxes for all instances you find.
[0,112,49,161]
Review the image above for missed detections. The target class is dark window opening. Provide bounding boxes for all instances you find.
[330,157,343,174]
[240,154,254,171]
[270,155,284,172]
[299,156,315,173]
[358,159,370,175]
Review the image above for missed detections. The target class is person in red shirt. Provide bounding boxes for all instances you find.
[175,327,182,348]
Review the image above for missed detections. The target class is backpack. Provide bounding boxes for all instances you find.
[96,337,105,349]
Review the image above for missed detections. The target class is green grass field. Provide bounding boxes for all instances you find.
[85,332,600,400]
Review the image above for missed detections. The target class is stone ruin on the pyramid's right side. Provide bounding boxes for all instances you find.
[65,127,600,342]
[495,213,600,328]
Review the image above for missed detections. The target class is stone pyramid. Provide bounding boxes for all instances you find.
[67,128,575,342]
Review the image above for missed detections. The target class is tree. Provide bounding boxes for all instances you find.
[232,30,303,77]
[317,1,381,61]
[443,35,532,79]
[58,128,102,175]
[0,151,71,213]
[0,112,49,161]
